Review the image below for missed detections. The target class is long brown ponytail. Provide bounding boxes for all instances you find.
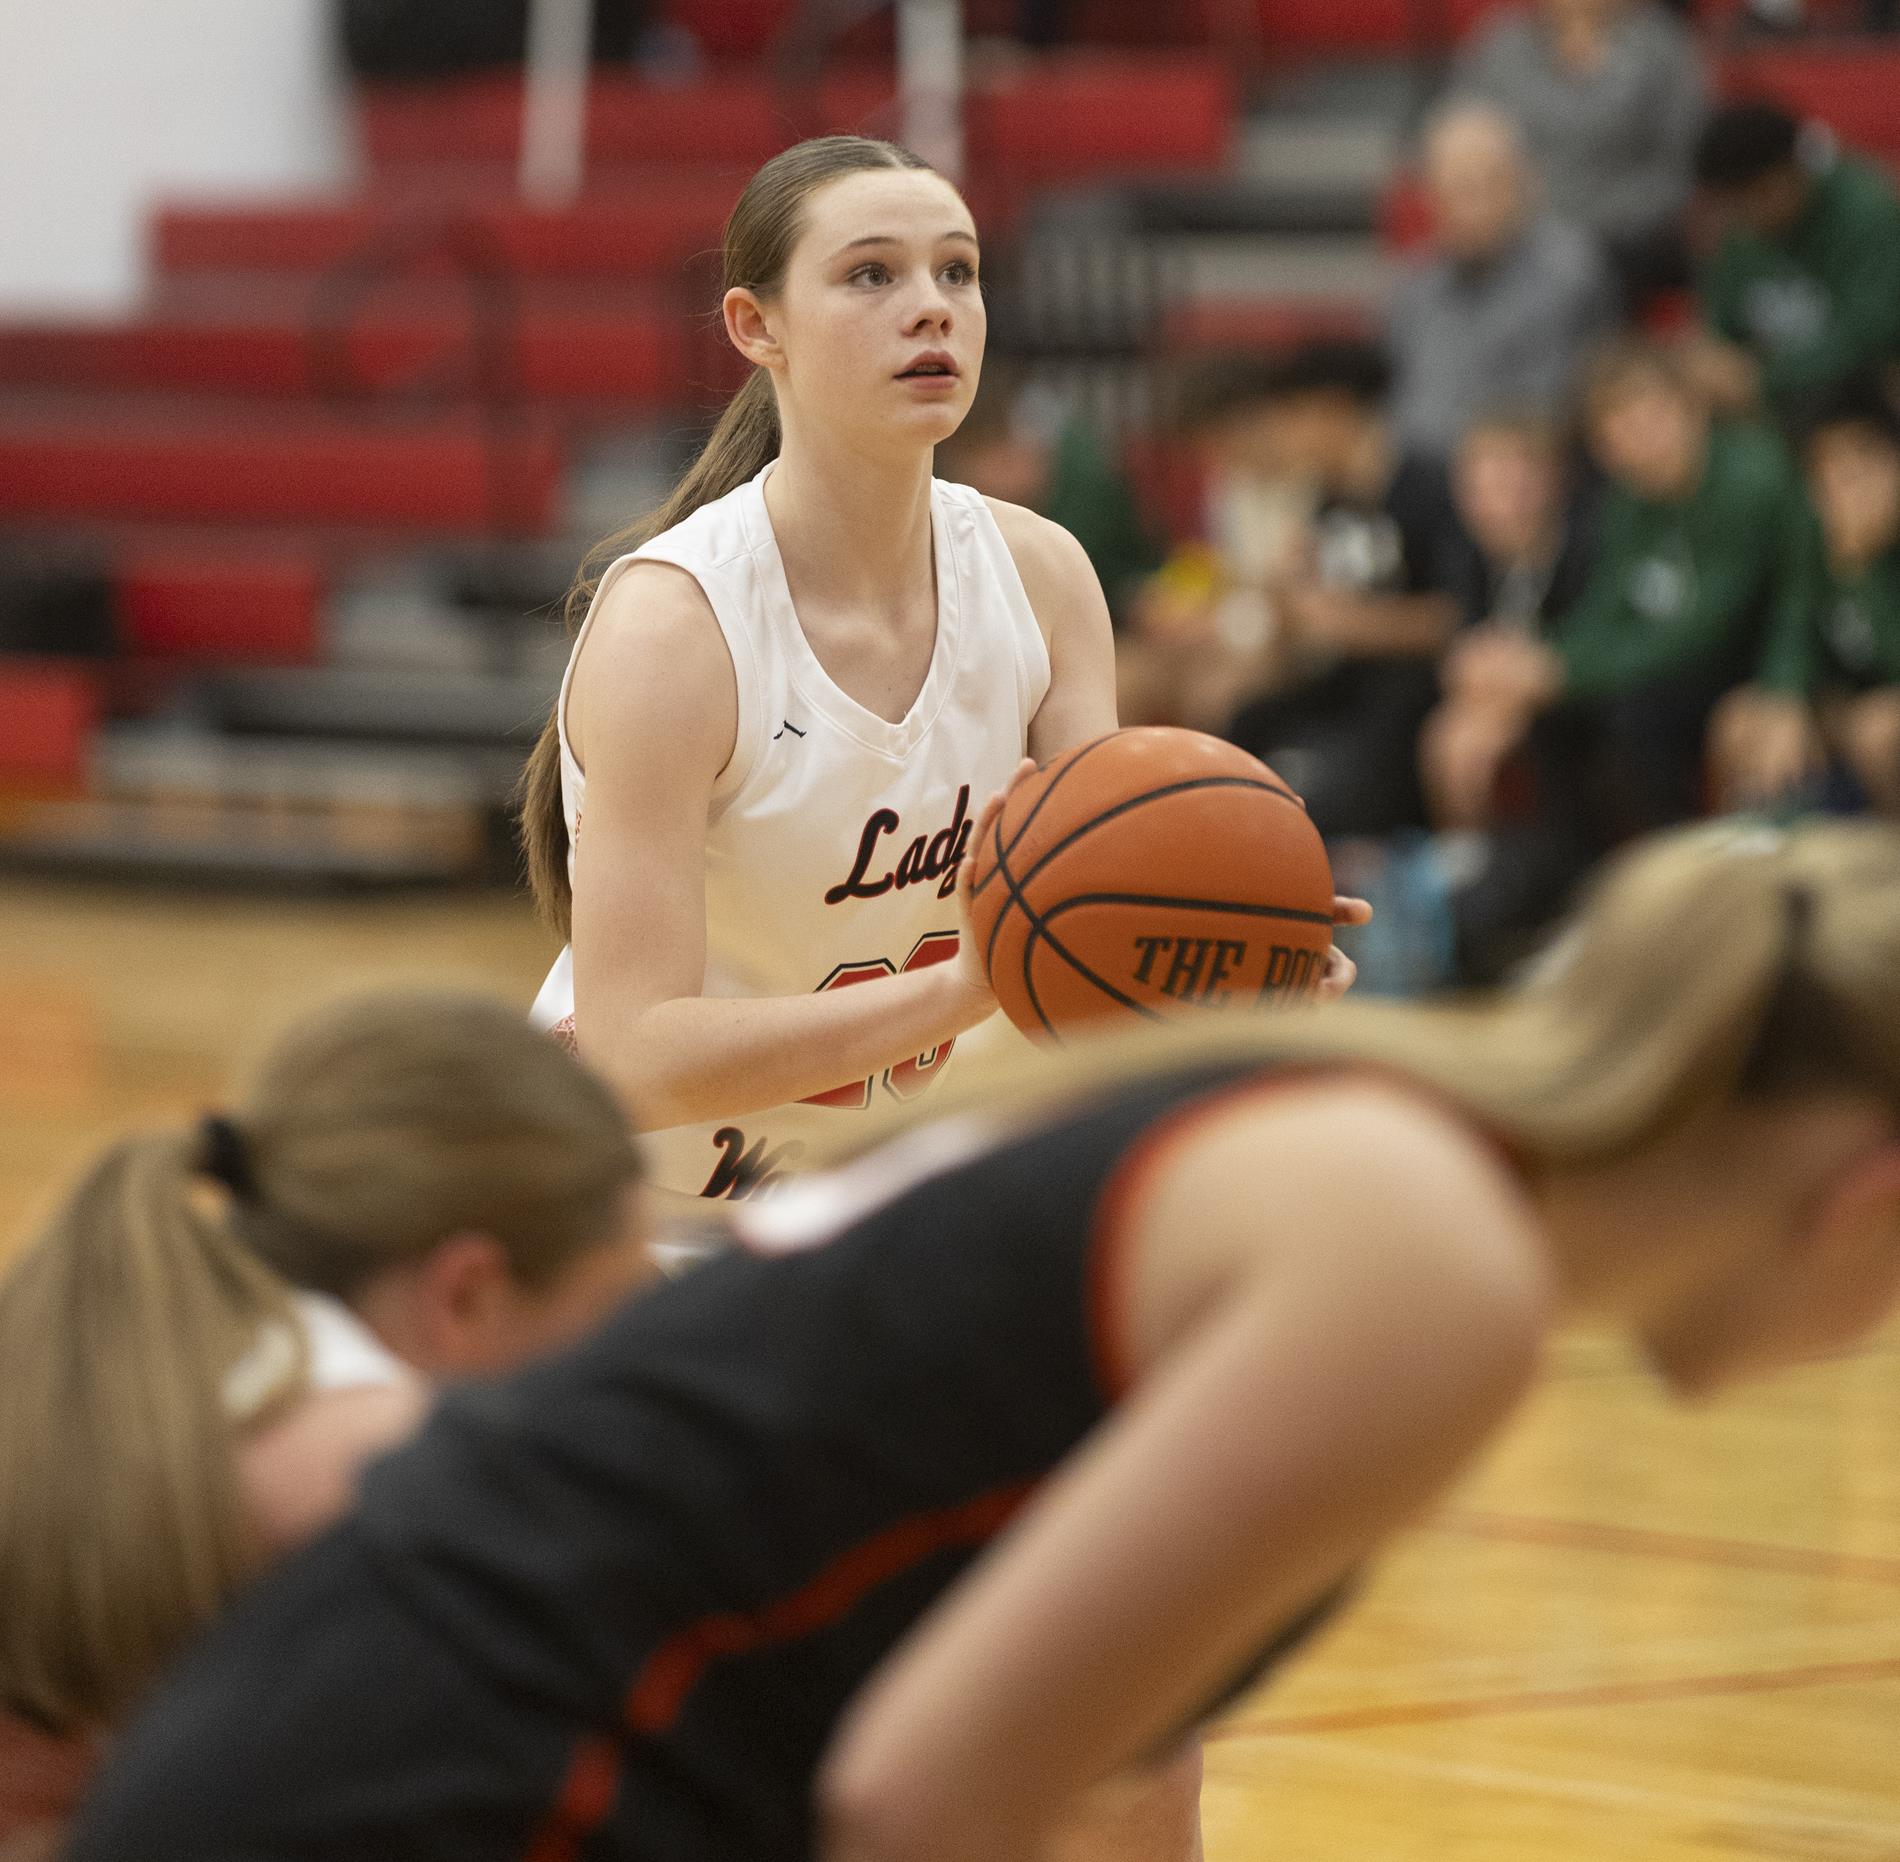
[0,991,640,1733]
[519,134,934,940]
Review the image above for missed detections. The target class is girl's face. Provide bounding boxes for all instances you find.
[1591,380,1705,500]
[1455,431,1562,559]
[739,168,985,452]
[1811,425,1900,568]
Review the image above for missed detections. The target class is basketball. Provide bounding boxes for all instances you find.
[967,727,1335,1039]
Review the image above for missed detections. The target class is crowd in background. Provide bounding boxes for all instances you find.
[948,0,1900,991]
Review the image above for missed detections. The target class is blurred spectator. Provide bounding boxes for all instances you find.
[1687,103,1900,424]
[1716,380,1900,815]
[1117,354,1314,731]
[1223,341,1468,838]
[1444,341,1801,846]
[1387,104,1617,461]
[935,369,1163,625]
[1420,411,1599,830]
[1454,0,1708,303]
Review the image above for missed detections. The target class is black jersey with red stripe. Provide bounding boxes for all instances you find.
[71,1060,1350,1862]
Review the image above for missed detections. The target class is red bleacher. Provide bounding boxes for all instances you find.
[0,661,100,786]
[0,412,560,531]
[357,56,1235,187]
[2,23,1893,744]
[119,553,324,664]
[0,304,685,406]
[153,185,737,279]
[1715,44,1900,164]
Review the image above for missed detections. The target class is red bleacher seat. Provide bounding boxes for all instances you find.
[973,56,1235,178]
[153,187,737,281]
[358,72,891,170]
[1717,45,1900,163]
[355,56,1233,189]
[0,414,561,532]
[118,553,323,663]
[1161,298,1374,353]
[0,661,99,785]
[1250,0,1506,55]
[0,305,685,407]
[665,0,797,59]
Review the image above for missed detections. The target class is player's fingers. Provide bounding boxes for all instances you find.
[1315,946,1358,1001]
[969,759,1034,859]
[1330,894,1373,926]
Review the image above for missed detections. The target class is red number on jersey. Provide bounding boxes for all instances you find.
[798,932,961,1110]
[799,959,896,1110]
[884,930,961,1100]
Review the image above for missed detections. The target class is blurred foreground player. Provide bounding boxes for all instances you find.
[0,996,652,1854]
[73,818,1900,1862]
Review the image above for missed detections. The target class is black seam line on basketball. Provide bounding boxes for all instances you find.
[981,790,1082,1033]
[1011,775,1304,902]
[1039,894,1336,927]
[989,801,1053,996]
[983,808,1015,982]
[1022,914,1166,1034]
[970,729,1120,903]
[983,770,1305,990]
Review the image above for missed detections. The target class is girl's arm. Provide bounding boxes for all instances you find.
[817,1084,1551,1862]
[568,566,1002,1131]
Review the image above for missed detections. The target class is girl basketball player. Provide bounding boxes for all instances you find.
[0,995,649,1858]
[72,818,1900,1862]
[518,134,1363,1206]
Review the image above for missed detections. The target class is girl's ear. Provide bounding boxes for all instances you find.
[724,288,782,371]
[1782,1137,1900,1359]
[1803,1139,1900,1253]
[400,1233,516,1375]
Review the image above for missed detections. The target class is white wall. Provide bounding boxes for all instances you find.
[0,0,351,313]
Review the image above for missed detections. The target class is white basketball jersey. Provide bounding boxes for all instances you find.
[531,462,1050,1199]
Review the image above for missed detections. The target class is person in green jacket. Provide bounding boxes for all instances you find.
[1714,381,1900,816]
[1446,339,1802,843]
[1685,102,1900,424]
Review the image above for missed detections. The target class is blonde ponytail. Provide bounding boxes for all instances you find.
[827,819,1900,1171]
[0,1131,296,1730]
[0,989,641,1733]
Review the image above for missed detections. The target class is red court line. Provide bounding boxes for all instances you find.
[1431,1509,1900,1589]
[1211,1654,1900,1741]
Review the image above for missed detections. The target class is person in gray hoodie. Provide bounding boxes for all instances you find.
[1454,0,1708,301]
[1386,104,1617,462]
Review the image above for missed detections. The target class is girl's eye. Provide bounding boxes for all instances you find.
[942,260,977,286]
[848,264,891,287]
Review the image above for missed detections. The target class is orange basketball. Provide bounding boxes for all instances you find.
[966,727,1334,1039]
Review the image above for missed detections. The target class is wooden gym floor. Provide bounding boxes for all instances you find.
[1,876,1894,1859]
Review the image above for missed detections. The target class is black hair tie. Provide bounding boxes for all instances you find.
[198,1114,259,1202]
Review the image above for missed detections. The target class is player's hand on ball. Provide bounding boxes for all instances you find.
[1316,895,1371,1001]
[955,758,1039,1003]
